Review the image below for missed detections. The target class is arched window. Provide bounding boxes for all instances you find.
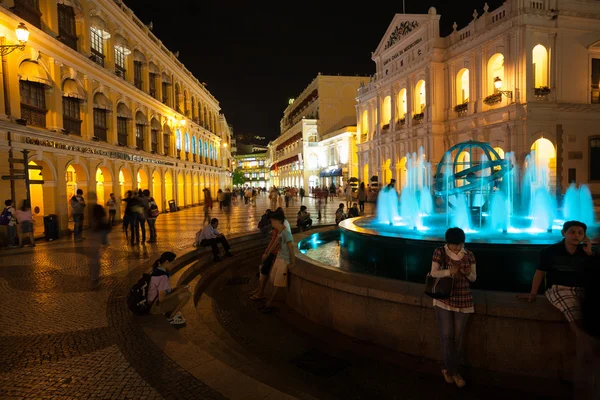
[487,53,505,95]
[381,95,391,126]
[532,45,548,88]
[398,88,407,119]
[414,80,426,113]
[191,136,196,154]
[209,143,214,159]
[361,110,369,134]
[204,141,208,158]
[184,132,190,152]
[456,68,470,104]
[197,138,202,156]
[176,129,181,150]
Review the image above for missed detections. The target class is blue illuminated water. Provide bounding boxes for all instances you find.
[370,146,597,244]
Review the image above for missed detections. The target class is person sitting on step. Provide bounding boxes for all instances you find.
[148,252,191,325]
[195,218,233,261]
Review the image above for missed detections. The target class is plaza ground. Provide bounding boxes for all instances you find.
[0,194,576,399]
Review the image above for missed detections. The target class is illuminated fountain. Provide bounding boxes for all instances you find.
[299,141,598,292]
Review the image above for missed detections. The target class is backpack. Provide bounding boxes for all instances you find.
[0,207,10,226]
[148,198,159,218]
[126,273,156,316]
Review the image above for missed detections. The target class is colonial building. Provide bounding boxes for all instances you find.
[0,0,233,232]
[357,0,600,196]
[233,151,269,188]
[269,74,368,189]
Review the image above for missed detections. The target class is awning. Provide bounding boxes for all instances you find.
[58,0,83,15]
[135,111,148,125]
[320,168,342,178]
[113,34,131,55]
[62,78,85,99]
[116,102,132,119]
[90,15,110,39]
[162,72,171,84]
[18,61,52,87]
[133,49,146,63]
[149,62,160,74]
[270,163,278,171]
[93,93,112,111]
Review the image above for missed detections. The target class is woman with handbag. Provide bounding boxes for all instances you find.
[430,227,476,388]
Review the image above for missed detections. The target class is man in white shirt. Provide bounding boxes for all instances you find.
[195,218,232,261]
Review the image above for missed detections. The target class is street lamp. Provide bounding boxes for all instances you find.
[1,23,30,117]
[494,77,513,99]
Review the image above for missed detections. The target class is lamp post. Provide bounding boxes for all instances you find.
[1,22,30,203]
[494,77,513,100]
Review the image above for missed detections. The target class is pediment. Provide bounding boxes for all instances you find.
[372,13,436,58]
[589,40,600,50]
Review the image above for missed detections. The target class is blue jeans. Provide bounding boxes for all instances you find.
[73,213,84,239]
[147,218,156,242]
[435,306,470,376]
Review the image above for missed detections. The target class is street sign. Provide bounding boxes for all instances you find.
[29,180,45,185]
[27,165,43,170]
[10,169,25,174]
[8,158,25,164]
[1,175,26,180]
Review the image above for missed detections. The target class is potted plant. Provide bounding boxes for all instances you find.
[454,102,468,113]
[535,86,551,96]
[483,93,502,105]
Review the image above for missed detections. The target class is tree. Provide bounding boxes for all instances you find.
[232,169,245,186]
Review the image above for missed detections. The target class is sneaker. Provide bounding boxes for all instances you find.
[168,315,186,325]
[453,374,466,388]
[441,370,453,384]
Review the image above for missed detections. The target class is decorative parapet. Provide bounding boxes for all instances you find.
[397,118,406,127]
[381,123,390,132]
[534,86,551,98]
[412,113,424,124]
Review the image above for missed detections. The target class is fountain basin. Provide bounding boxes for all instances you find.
[298,216,599,293]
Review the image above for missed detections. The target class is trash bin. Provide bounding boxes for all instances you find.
[168,200,177,213]
[43,214,60,241]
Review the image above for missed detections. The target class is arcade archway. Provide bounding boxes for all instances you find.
[152,170,163,212]
[177,172,184,208]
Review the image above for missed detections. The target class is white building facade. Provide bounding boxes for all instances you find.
[269,74,367,190]
[357,0,600,197]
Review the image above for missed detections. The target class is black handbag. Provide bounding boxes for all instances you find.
[424,247,453,299]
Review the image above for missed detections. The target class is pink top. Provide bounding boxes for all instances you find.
[147,275,170,304]
[15,209,32,223]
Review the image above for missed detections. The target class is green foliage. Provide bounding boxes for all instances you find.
[232,169,245,186]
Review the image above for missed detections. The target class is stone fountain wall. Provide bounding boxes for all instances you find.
[288,252,575,381]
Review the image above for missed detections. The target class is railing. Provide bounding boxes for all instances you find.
[118,134,128,146]
[177,149,181,159]
[136,138,144,150]
[164,145,169,156]
[58,30,78,51]
[115,65,126,79]
[63,115,81,135]
[90,50,104,67]
[134,79,143,90]
[454,102,469,116]
[20,104,47,127]
[94,127,108,142]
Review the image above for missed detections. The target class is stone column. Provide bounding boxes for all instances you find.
[55,156,71,233]
[48,58,63,131]
[83,76,95,140]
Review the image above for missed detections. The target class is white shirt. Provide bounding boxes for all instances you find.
[196,224,221,243]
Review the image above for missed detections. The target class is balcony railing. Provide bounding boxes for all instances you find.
[20,104,47,127]
[177,149,181,159]
[94,126,108,142]
[136,138,144,150]
[63,115,81,135]
[151,142,158,153]
[454,102,468,116]
[90,50,104,67]
[134,79,143,90]
[117,133,128,146]
[164,145,169,156]
[58,30,77,51]
[115,65,126,79]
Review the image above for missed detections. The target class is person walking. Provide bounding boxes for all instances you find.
[430,227,476,388]
[3,199,18,248]
[203,188,213,225]
[16,200,35,248]
[299,187,305,203]
[144,189,159,243]
[358,182,367,214]
[217,189,224,210]
[70,189,86,241]
[121,190,133,241]
[269,187,278,210]
[127,191,143,245]
[106,193,117,226]
[344,183,353,209]
[137,189,149,244]
[89,192,109,288]
[335,203,346,225]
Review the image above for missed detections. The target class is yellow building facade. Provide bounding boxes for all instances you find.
[358,1,600,196]
[0,0,232,232]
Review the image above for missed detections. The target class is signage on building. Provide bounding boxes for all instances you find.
[25,137,175,166]
[383,38,423,66]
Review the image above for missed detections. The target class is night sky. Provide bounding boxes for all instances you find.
[123,0,505,142]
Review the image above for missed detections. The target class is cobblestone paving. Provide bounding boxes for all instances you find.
[0,194,367,399]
